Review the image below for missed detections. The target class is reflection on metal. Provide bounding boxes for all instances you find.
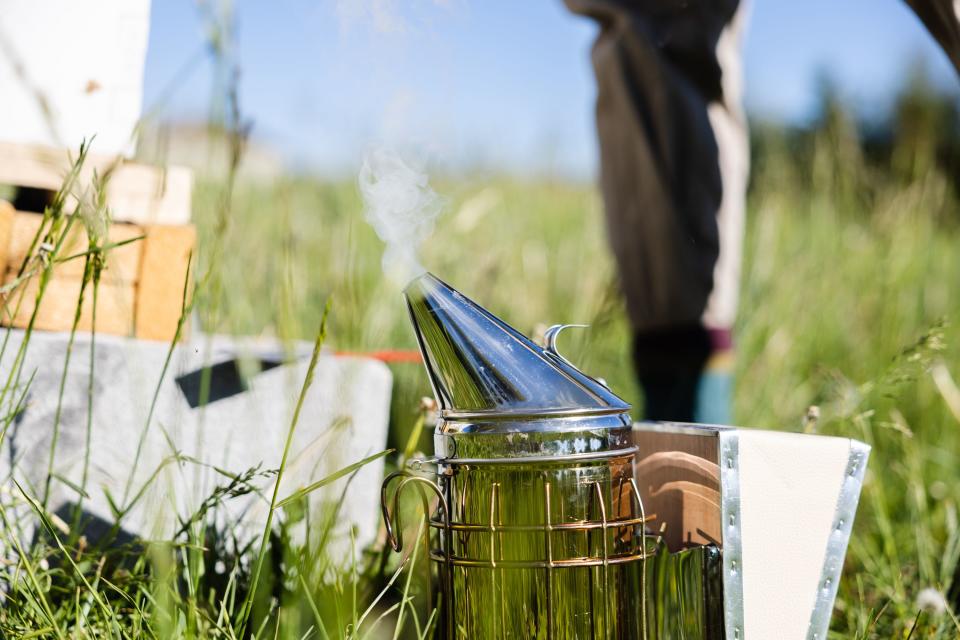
[388,273,656,638]
[632,421,870,640]
[384,459,727,639]
[404,273,629,421]
[383,454,655,638]
[644,542,725,639]
[542,323,590,367]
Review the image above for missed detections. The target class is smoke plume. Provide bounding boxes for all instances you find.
[358,147,444,283]
[335,0,454,34]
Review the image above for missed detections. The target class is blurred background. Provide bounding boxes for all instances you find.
[140,1,960,635]
[141,0,958,178]
[135,1,960,417]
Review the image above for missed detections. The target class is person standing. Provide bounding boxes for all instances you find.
[566,0,960,424]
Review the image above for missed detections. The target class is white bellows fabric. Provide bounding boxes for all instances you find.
[736,430,855,639]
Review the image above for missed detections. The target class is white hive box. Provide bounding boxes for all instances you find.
[0,0,152,157]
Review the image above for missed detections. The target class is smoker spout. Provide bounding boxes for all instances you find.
[403,273,630,419]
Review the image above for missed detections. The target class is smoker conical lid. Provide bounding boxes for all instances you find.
[404,273,630,419]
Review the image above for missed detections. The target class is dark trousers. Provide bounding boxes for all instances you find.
[567,0,960,421]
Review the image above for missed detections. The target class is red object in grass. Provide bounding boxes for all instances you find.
[335,350,423,363]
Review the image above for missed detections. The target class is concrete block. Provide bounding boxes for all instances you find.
[0,330,392,558]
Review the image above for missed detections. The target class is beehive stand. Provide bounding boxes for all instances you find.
[0,142,195,341]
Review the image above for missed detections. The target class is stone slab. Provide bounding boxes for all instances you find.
[0,329,392,559]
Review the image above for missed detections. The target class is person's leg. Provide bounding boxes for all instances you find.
[696,2,750,425]
[632,325,712,422]
[566,0,747,422]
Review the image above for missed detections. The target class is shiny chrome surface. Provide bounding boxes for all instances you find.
[383,452,655,639]
[807,440,870,639]
[644,542,725,639]
[434,419,634,460]
[383,454,724,640]
[718,431,743,640]
[542,323,590,368]
[404,273,630,448]
[383,274,724,638]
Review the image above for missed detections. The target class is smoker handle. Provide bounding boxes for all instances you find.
[380,471,448,553]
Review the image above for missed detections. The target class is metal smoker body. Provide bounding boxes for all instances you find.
[383,274,870,639]
[383,274,655,639]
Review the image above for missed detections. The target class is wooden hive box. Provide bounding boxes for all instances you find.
[0,144,196,341]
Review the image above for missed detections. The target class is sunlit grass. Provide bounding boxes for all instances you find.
[0,87,958,638]
[190,102,960,637]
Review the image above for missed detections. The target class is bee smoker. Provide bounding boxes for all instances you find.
[382,273,871,639]
[381,273,657,639]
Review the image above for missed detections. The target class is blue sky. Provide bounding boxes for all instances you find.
[143,0,959,177]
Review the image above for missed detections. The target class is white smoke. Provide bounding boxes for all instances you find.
[335,0,454,34]
[358,147,444,283]
[336,0,404,33]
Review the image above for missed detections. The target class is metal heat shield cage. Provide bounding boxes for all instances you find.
[383,447,726,639]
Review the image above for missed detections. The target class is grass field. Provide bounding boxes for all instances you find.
[186,95,960,637]
[0,87,959,637]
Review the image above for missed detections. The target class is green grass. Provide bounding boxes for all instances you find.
[185,101,960,636]
[1,87,959,638]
